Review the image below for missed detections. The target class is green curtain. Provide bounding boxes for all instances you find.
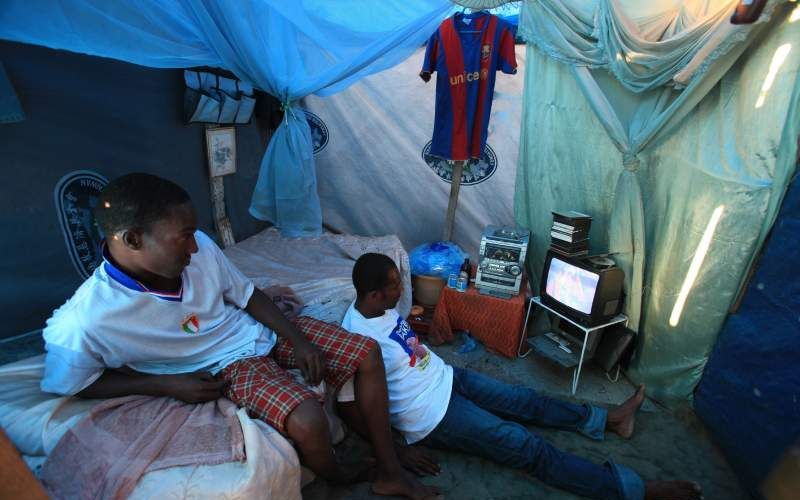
[516,1,800,402]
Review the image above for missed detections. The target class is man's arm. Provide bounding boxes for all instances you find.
[262,285,304,320]
[244,287,326,385]
[76,368,228,404]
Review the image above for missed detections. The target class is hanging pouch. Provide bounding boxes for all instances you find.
[234,91,256,124]
[219,79,255,124]
[184,70,255,124]
[227,81,255,124]
[184,71,222,123]
[216,75,241,123]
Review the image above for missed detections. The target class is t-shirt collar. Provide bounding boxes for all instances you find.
[454,10,489,31]
[101,241,183,301]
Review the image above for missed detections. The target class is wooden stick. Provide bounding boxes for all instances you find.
[210,175,236,248]
[205,123,236,248]
[442,160,464,241]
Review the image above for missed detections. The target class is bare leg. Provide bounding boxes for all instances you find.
[338,401,441,477]
[285,399,372,483]
[352,345,441,499]
[606,384,646,439]
[606,386,702,499]
[645,480,703,499]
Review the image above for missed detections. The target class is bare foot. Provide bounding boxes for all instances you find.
[607,383,645,439]
[645,480,703,499]
[397,444,441,476]
[331,457,377,484]
[372,467,442,499]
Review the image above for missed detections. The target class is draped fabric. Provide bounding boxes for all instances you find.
[520,0,778,91]
[519,0,781,333]
[516,0,799,401]
[306,46,525,259]
[0,0,453,236]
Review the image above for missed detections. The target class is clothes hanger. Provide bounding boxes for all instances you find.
[456,6,482,34]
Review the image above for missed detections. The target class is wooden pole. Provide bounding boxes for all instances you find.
[210,175,236,248]
[205,124,236,248]
[442,160,464,241]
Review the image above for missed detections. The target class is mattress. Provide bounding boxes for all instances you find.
[222,227,412,320]
[0,355,303,499]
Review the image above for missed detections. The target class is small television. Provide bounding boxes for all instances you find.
[540,251,624,327]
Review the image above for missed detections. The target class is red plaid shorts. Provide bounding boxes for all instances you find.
[218,316,375,434]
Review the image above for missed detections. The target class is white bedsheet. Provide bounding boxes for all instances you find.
[0,355,303,499]
[223,227,412,320]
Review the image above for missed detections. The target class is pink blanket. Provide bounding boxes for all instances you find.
[41,396,245,500]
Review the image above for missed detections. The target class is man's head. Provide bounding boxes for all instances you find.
[352,253,403,312]
[95,173,198,281]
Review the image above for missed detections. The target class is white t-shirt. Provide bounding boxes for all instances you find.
[41,230,276,395]
[341,302,452,444]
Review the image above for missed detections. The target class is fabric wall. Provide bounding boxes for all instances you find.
[516,6,800,402]
[0,41,271,339]
[306,45,526,259]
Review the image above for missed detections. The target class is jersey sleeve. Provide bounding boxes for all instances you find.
[421,30,440,74]
[197,231,255,309]
[40,306,106,396]
[497,25,517,74]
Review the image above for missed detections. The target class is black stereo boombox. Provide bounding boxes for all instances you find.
[475,225,530,298]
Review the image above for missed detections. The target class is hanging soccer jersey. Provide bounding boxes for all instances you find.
[421,11,517,161]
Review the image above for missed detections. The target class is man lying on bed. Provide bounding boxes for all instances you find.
[342,253,704,500]
[39,173,439,500]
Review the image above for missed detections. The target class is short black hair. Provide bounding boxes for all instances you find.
[94,173,191,236]
[353,253,398,299]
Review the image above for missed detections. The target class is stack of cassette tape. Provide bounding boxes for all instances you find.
[550,211,591,257]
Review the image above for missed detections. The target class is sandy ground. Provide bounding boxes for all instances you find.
[304,332,746,500]
[0,325,746,500]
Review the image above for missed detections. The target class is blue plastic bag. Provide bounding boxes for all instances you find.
[457,331,479,354]
[409,241,466,280]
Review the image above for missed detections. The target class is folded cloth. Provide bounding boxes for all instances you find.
[41,395,245,500]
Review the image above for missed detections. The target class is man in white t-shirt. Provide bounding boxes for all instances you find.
[41,173,439,500]
[342,253,703,500]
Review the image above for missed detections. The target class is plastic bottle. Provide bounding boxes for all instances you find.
[459,258,471,280]
[456,258,470,292]
[457,331,478,354]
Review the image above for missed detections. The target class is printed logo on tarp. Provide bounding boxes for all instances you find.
[304,110,329,155]
[54,170,108,279]
[421,141,497,185]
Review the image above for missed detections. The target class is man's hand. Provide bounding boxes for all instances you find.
[292,340,326,386]
[158,371,229,403]
[397,444,441,476]
[245,287,326,385]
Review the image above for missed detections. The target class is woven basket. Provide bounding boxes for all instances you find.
[412,275,446,306]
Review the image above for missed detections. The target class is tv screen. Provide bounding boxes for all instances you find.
[544,257,599,314]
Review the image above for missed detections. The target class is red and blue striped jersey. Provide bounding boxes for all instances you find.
[422,12,517,161]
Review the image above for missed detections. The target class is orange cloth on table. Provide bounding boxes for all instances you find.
[429,284,527,358]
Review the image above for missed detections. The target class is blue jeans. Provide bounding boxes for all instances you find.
[419,367,644,500]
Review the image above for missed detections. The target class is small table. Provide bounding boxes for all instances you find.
[429,283,532,358]
[527,296,628,395]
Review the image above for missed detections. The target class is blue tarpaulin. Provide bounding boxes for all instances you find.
[694,173,800,498]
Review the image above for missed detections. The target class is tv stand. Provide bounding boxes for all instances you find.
[527,296,628,395]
